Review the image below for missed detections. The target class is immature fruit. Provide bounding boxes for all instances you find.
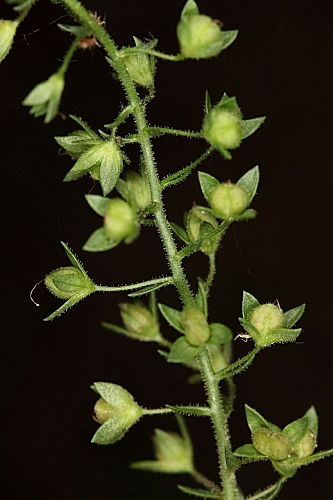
[203,108,242,152]
[250,304,286,337]
[208,183,250,219]
[180,306,210,346]
[104,199,136,241]
[177,14,224,59]
[252,428,291,461]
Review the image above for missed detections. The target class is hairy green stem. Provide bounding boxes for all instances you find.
[53,1,238,496]
[199,347,237,498]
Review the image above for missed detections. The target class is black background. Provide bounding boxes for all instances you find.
[1,0,333,498]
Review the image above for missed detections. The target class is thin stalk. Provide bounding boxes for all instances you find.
[145,126,202,139]
[58,36,81,75]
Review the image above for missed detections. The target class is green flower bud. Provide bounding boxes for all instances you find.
[0,19,18,63]
[152,429,193,473]
[177,0,224,60]
[124,37,155,88]
[120,171,151,211]
[104,198,137,242]
[292,429,316,459]
[180,306,210,346]
[44,266,95,300]
[252,428,291,461]
[250,304,286,338]
[186,206,219,254]
[203,108,242,152]
[22,72,65,123]
[208,182,250,219]
[119,302,160,341]
[91,382,143,445]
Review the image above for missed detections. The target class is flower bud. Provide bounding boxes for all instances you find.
[121,171,151,210]
[22,72,65,123]
[203,108,242,152]
[208,182,250,219]
[44,266,94,300]
[177,2,224,60]
[252,428,291,461]
[249,304,286,338]
[124,37,155,88]
[180,306,210,346]
[0,20,18,63]
[152,429,193,473]
[91,382,143,445]
[119,302,160,341]
[186,206,219,254]
[103,198,137,241]
[292,430,316,459]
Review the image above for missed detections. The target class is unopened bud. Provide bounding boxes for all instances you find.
[104,199,136,241]
[180,306,210,346]
[252,428,291,461]
[203,108,242,152]
[208,182,250,219]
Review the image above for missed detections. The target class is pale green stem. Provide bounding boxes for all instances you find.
[142,408,173,416]
[58,36,81,76]
[145,126,202,139]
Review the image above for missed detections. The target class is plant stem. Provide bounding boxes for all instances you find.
[58,36,81,76]
[199,346,238,498]
[54,1,239,497]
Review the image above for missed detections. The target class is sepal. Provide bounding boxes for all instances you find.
[0,19,18,63]
[91,382,143,445]
[22,72,65,123]
[239,291,305,347]
[43,242,96,321]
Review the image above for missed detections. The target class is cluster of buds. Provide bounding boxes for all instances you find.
[235,405,318,478]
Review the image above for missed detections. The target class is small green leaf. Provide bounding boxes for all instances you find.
[180,0,199,18]
[241,116,266,139]
[178,485,220,499]
[170,222,190,244]
[220,30,239,51]
[208,323,233,345]
[242,291,260,319]
[69,115,99,137]
[282,417,310,445]
[236,166,260,202]
[43,291,90,321]
[158,303,184,333]
[99,150,123,196]
[271,457,298,478]
[234,444,265,459]
[128,279,173,297]
[198,171,219,202]
[60,241,88,276]
[195,277,208,317]
[245,405,277,434]
[303,406,318,438]
[83,227,118,252]
[167,337,199,363]
[85,194,111,217]
[284,303,305,328]
[57,23,90,38]
[204,90,212,115]
[165,404,211,417]
[63,143,104,181]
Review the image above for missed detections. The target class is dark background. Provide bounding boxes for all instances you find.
[1,0,333,498]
